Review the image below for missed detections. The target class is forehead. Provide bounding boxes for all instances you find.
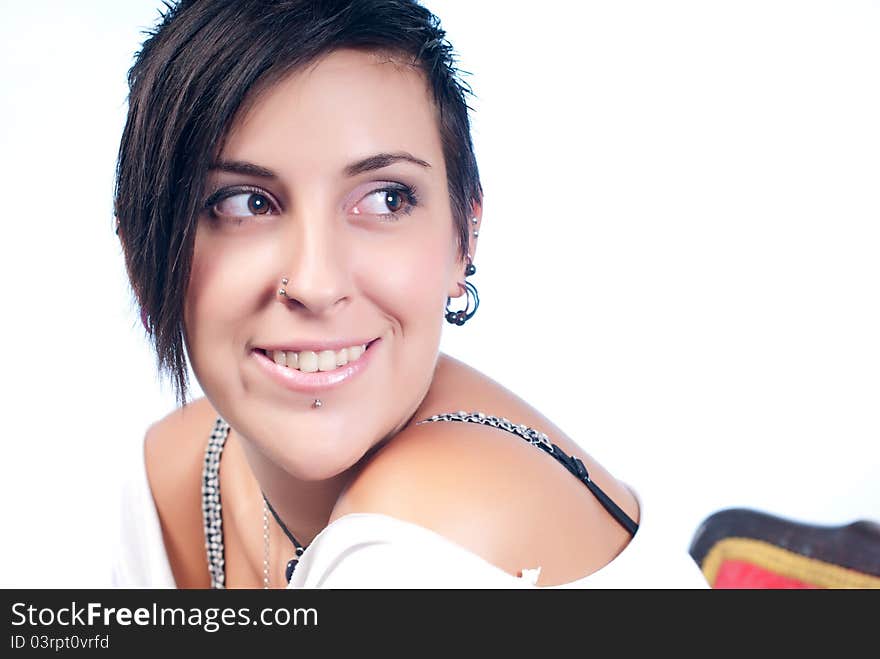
[220,49,443,175]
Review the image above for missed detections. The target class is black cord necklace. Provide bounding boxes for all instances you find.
[261,492,307,583]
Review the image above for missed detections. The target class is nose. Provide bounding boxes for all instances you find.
[276,216,350,315]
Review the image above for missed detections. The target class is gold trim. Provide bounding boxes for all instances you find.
[701,537,880,589]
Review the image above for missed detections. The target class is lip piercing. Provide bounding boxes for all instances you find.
[312,399,323,409]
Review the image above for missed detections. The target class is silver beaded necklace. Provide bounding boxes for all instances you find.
[203,418,308,589]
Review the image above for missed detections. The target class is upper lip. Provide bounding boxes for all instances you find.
[256,337,379,353]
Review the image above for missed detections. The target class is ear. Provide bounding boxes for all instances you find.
[446,201,482,298]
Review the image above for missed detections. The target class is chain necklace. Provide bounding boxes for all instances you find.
[262,498,271,589]
[261,492,307,588]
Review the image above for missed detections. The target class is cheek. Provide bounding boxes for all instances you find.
[354,226,456,329]
[184,231,273,363]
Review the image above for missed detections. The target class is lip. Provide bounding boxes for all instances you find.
[258,337,378,353]
[252,338,381,393]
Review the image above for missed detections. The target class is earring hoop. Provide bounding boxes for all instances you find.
[445,255,479,327]
[445,280,479,326]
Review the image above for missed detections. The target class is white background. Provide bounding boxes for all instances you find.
[1,1,877,588]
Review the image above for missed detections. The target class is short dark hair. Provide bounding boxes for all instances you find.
[115,0,482,402]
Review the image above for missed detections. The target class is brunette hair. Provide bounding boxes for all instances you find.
[115,0,482,401]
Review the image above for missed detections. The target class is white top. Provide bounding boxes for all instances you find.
[111,440,708,589]
[111,442,176,588]
[286,504,709,589]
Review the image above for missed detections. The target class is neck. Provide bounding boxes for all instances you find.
[237,434,355,550]
[225,392,432,585]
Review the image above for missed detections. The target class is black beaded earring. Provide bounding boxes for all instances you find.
[445,258,479,326]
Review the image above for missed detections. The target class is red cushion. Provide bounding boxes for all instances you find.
[714,559,818,589]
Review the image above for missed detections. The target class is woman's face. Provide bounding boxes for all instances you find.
[184,49,468,480]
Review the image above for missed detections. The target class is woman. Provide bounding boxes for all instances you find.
[112,0,707,588]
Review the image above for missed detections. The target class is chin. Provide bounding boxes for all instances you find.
[276,439,370,482]
[244,410,376,481]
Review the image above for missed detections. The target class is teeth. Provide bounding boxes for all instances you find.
[298,351,318,373]
[286,351,298,369]
[317,350,337,372]
[268,343,368,373]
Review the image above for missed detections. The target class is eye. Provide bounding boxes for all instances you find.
[351,185,418,220]
[204,187,277,221]
[215,192,272,216]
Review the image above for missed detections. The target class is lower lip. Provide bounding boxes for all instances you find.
[252,339,380,394]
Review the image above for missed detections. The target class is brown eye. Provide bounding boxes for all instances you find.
[247,193,270,214]
[350,186,417,219]
[384,190,403,213]
[210,190,275,219]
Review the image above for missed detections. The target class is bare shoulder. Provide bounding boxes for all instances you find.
[331,354,640,586]
[144,397,218,496]
[144,397,219,588]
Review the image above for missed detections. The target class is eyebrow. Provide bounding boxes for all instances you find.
[209,151,431,180]
[209,160,277,178]
[343,152,431,177]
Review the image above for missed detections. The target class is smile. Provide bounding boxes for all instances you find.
[252,338,380,393]
[260,342,370,373]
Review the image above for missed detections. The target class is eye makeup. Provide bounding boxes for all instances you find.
[202,185,280,222]
[201,179,421,225]
[352,182,420,222]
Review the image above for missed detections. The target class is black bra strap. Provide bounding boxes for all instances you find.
[545,447,639,535]
[416,411,639,536]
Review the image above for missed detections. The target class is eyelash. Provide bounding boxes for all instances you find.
[203,185,273,224]
[201,183,420,224]
[370,183,419,222]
